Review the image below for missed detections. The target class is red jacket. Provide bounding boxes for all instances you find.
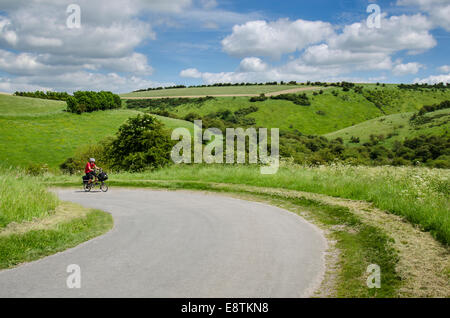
[85,162,96,174]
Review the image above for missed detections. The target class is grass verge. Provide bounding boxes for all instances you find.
[0,206,113,270]
[0,170,113,270]
[0,170,59,227]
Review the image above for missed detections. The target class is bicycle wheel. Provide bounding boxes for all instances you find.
[83,182,91,192]
[100,182,108,192]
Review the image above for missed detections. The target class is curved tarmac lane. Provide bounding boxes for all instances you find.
[0,189,327,298]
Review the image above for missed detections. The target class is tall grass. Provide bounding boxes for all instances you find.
[88,163,449,245]
[0,169,59,227]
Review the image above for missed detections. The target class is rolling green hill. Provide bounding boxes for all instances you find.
[121,84,307,97]
[0,95,193,169]
[130,87,450,134]
[324,108,450,146]
[0,94,66,116]
[1,86,449,169]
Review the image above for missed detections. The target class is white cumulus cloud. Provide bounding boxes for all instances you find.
[180,68,203,78]
[397,0,450,31]
[239,57,269,72]
[328,14,436,54]
[414,73,450,84]
[392,62,423,76]
[438,65,450,73]
[222,18,334,59]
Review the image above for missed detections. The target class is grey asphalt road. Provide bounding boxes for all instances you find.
[0,189,327,298]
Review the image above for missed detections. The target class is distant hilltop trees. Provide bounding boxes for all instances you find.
[133,81,450,93]
[130,81,364,93]
[14,91,70,101]
[398,82,449,90]
[132,81,301,92]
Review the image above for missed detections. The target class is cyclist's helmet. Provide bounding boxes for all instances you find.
[90,158,96,162]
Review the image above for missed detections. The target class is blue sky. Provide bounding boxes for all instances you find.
[0,0,449,92]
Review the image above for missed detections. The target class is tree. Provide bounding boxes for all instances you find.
[106,114,173,171]
[66,91,122,114]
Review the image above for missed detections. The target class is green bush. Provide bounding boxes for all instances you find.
[106,114,174,172]
[270,93,310,106]
[25,163,49,176]
[350,136,360,143]
[249,94,268,102]
[126,96,214,111]
[60,142,111,174]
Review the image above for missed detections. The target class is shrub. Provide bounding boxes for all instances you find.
[126,96,214,110]
[25,163,49,176]
[249,94,267,102]
[184,112,202,122]
[105,114,173,172]
[271,93,310,106]
[316,110,326,116]
[60,142,111,175]
[428,155,450,168]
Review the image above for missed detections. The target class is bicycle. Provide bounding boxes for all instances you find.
[82,169,109,192]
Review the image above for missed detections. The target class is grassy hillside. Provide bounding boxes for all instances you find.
[325,108,450,146]
[0,94,66,116]
[1,86,449,168]
[0,95,193,169]
[134,87,450,134]
[121,84,307,97]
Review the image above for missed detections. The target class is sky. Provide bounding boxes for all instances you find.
[0,0,449,93]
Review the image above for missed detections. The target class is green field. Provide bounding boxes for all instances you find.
[325,108,450,145]
[120,84,307,97]
[0,95,193,169]
[2,86,449,169]
[2,87,449,169]
[0,94,66,116]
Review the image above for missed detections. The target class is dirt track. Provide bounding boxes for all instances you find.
[121,86,322,99]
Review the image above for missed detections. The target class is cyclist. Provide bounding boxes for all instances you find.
[85,158,101,185]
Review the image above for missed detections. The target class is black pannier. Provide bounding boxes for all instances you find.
[82,175,90,183]
[98,172,108,182]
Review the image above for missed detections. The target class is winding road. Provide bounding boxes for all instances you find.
[0,189,327,298]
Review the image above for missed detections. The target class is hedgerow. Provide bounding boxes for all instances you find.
[14,91,70,101]
[126,96,214,111]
